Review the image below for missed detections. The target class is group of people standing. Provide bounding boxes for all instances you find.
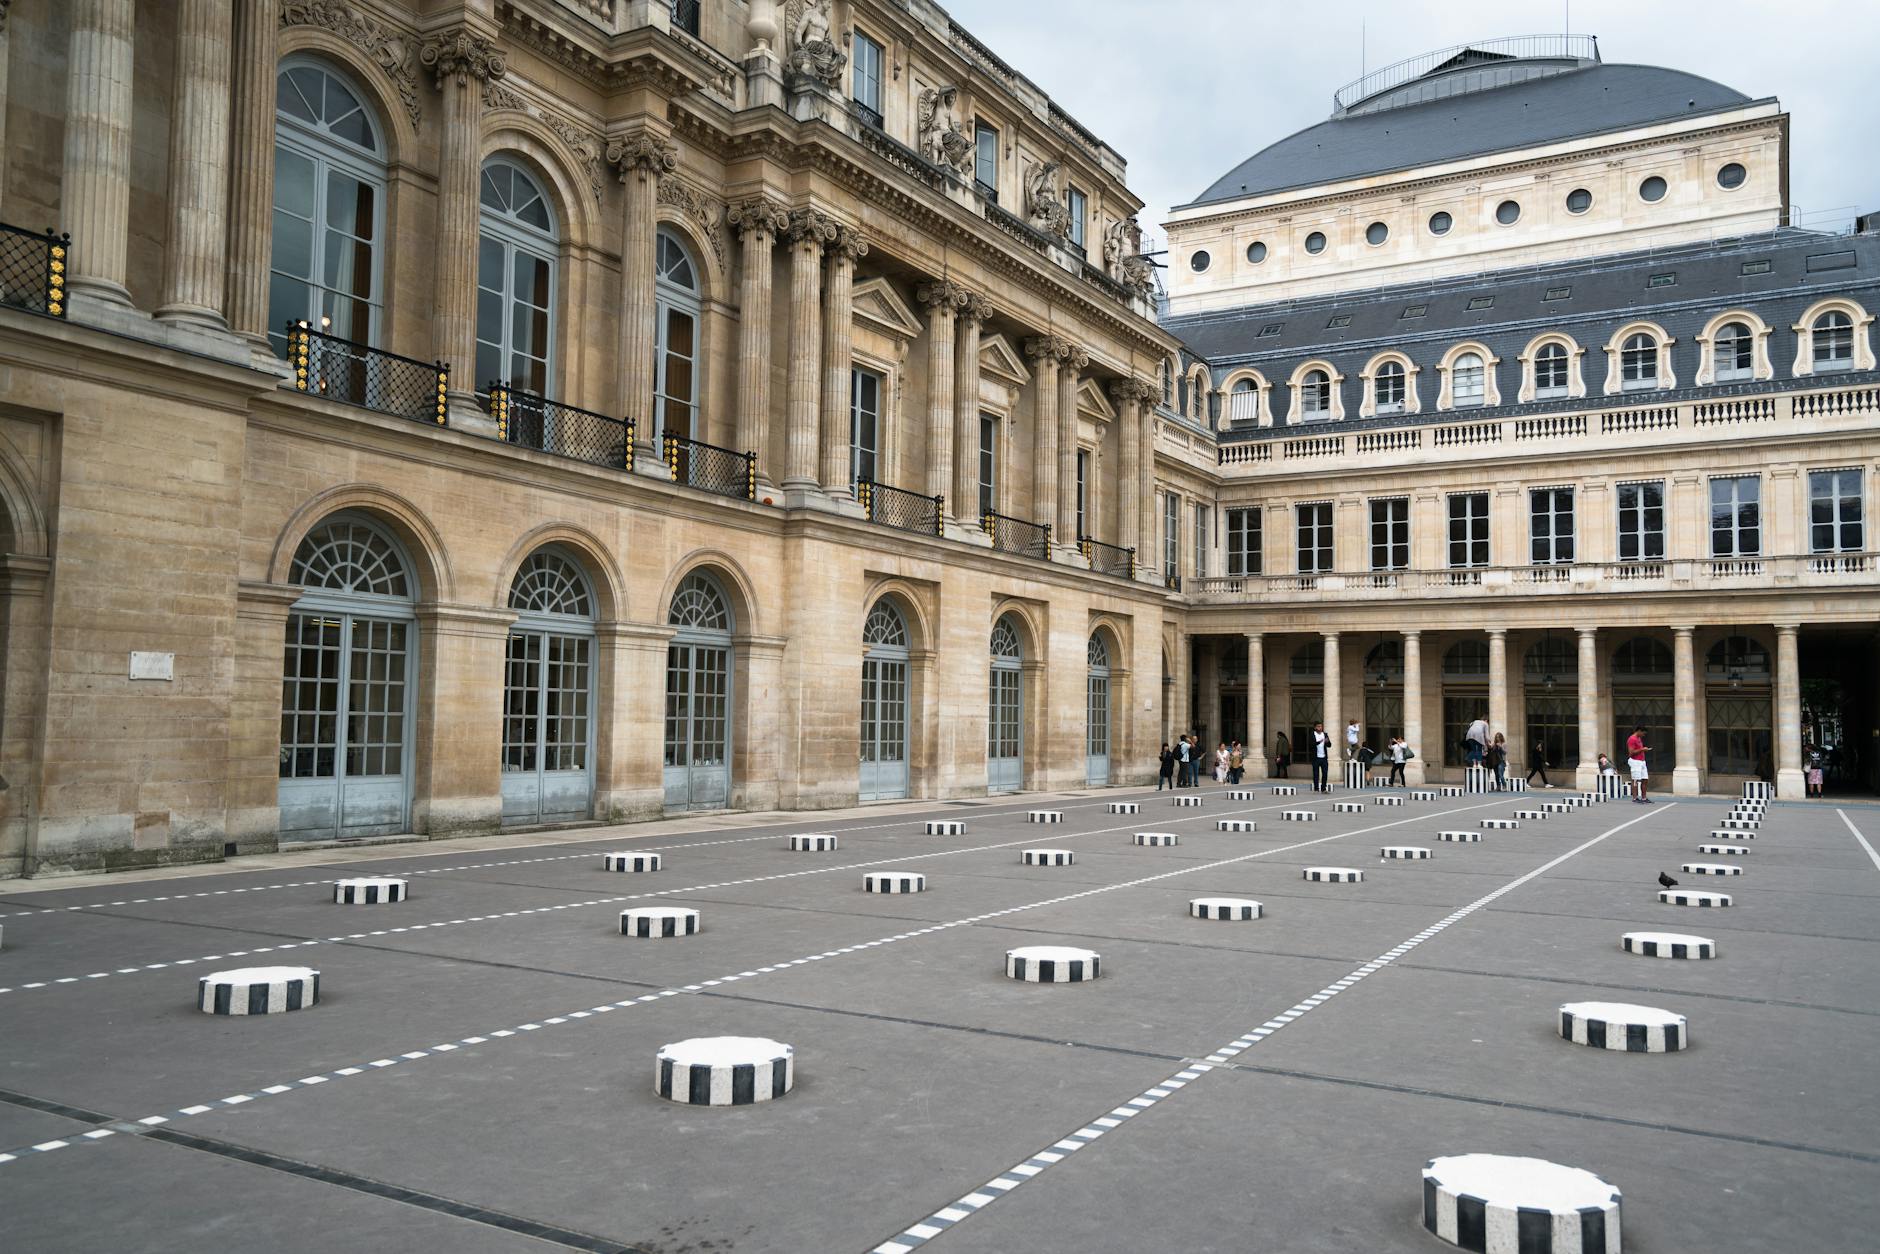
[1157,735,1247,789]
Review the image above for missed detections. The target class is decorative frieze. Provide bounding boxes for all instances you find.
[658,176,727,268]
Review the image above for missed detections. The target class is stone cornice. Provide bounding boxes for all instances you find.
[419,28,507,89]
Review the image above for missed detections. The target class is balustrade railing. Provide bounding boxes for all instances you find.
[857,479,943,537]
[663,432,755,501]
[1078,536,1136,578]
[0,223,68,318]
[486,383,633,471]
[287,321,446,425]
[981,509,1051,559]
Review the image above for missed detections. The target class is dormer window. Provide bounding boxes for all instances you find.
[1301,370,1331,420]
[1374,361,1406,414]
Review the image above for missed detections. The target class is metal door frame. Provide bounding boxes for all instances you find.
[665,633,733,811]
[860,641,910,802]
[1086,645,1111,787]
[501,621,596,825]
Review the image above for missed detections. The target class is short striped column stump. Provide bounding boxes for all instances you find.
[620,906,700,938]
[1742,780,1774,801]
[1422,1153,1621,1254]
[1281,809,1317,822]
[1436,830,1482,842]
[1334,801,1365,813]
[1381,846,1432,859]
[1623,931,1716,960]
[863,872,926,894]
[1376,795,1405,806]
[1006,944,1099,982]
[1564,795,1593,807]
[1189,897,1262,920]
[1271,785,1299,796]
[925,819,965,835]
[655,1036,793,1107]
[1513,809,1548,820]
[789,833,838,852]
[198,966,320,1016]
[602,852,661,873]
[1481,818,1521,830]
[332,877,406,905]
[1731,807,1766,820]
[1107,801,1140,814]
[1216,819,1258,832]
[1022,848,1075,866]
[1559,1001,1687,1053]
[1027,810,1064,823]
[1718,818,1759,830]
[1226,789,1257,801]
[1172,795,1203,807]
[1440,785,1465,797]
[1543,802,1574,814]
[1660,889,1731,907]
[1695,843,1750,856]
[1707,829,1755,841]
[1134,831,1179,847]
[1681,862,1743,877]
[1595,776,1631,801]
[1343,760,1366,790]
[1304,866,1362,883]
[1464,766,1489,794]
[1410,789,1438,800]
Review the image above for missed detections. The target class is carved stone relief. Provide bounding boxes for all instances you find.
[280,1,421,130]
[916,85,972,177]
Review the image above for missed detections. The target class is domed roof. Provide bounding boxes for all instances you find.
[1187,60,1758,208]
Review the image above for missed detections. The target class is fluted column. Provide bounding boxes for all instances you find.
[1109,380,1146,566]
[155,0,234,328]
[1247,632,1268,779]
[783,209,835,490]
[1672,626,1700,795]
[1322,632,1342,771]
[0,2,11,215]
[727,197,788,477]
[1775,623,1804,797]
[609,131,680,436]
[820,229,867,496]
[1137,389,1157,573]
[1403,630,1425,785]
[1024,337,1061,532]
[422,32,506,419]
[1487,629,1509,752]
[917,283,960,502]
[1576,627,1601,789]
[225,0,277,348]
[61,0,136,308]
[1056,345,1086,546]
[951,294,988,522]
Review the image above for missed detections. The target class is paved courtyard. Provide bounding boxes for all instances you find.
[2,786,1877,1252]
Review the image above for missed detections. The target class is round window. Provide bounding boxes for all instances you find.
[1565,188,1593,214]
[1365,221,1389,246]
[1304,231,1327,255]
[1246,240,1267,264]
[1639,175,1668,203]
[1428,211,1453,236]
[1495,199,1521,225]
[1190,250,1211,273]
[1717,162,1747,190]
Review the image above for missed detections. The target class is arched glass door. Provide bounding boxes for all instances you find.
[279,515,415,841]
[860,601,910,801]
[501,549,594,825]
[664,572,733,810]
[1086,633,1112,785]
[988,615,1024,793]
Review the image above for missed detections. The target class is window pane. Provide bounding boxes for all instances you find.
[274,148,317,220]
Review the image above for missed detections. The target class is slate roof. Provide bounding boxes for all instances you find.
[1187,62,1760,208]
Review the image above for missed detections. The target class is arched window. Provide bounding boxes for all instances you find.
[1290,639,1324,679]
[1442,641,1489,678]
[269,59,386,356]
[1086,632,1112,785]
[1300,369,1331,420]
[665,572,734,810]
[1813,311,1854,371]
[1523,637,1575,686]
[1364,640,1403,683]
[1161,359,1174,406]
[988,615,1024,792]
[654,229,701,442]
[1706,635,1771,682]
[503,549,596,825]
[1621,333,1659,389]
[1714,321,1754,382]
[1612,637,1672,680]
[1534,342,1570,398]
[508,549,592,617]
[1228,376,1258,426]
[1373,360,1406,414]
[860,600,910,801]
[476,158,557,397]
[1452,352,1486,408]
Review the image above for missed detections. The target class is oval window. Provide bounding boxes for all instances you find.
[1717,162,1747,190]
[1304,231,1327,255]
[1190,250,1211,273]
[1495,199,1521,226]
[1365,221,1388,246]
[1639,175,1668,203]
[1246,240,1267,264]
[1565,188,1592,214]
[1428,211,1453,235]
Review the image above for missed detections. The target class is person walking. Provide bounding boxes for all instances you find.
[1465,714,1489,767]
[1527,739,1551,788]
[1387,735,1408,787]
[1310,721,1331,793]
[1487,732,1508,791]
[1228,741,1245,785]
[1157,742,1175,791]
[1274,731,1291,779]
[1625,724,1653,803]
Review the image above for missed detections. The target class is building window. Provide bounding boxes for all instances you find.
[1194,503,1210,577]
[1495,199,1521,225]
[1163,491,1180,584]
[1226,507,1262,576]
[1075,449,1089,538]
[1565,187,1592,214]
[1620,332,1659,389]
[1530,488,1574,565]
[1714,321,1755,381]
[849,367,881,484]
[1543,285,1573,302]
[1809,469,1864,553]
[1303,230,1327,254]
[1227,378,1258,425]
[1452,352,1485,408]
[1326,314,1351,329]
[1370,497,1408,572]
[851,31,884,126]
[1428,211,1453,235]
[1065,186,1087,252]
[973,122,998,199]
[269,59,387,356]
[1447,493,1489,568]
[1617,480,1666,562]
[1365,221,1388,246]
[1639,175,1668,202]
[1534,342,1569,397]
[1813,311,1854,371]
[1373,361,1406,414]
[475,158,557,397]
[1300,369,1331,420]
[1718,162,1748,190]
[1296,502,1333,574]
[1190,250,1211,272]
[977,414,998,516]
[653,229,700,443]
[1246,240,1267,264]
[1709,476,1760,558]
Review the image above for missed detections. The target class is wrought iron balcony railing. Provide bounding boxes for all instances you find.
[669,0,700,37]
[981,510,1051,560]
[1078,536,1136,578]
[287,322,446,426]
[663,431,755,501]
[0,223,68,318]
[486,382,634,471]
[857,479,944,537]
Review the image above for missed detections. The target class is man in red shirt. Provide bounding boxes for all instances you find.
[1625,725,1652,804]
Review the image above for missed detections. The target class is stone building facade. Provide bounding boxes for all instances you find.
[0,0,1184,876]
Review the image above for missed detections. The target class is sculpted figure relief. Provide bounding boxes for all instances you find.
[1102,216,1155,296]
[787,0,847,90]
[1025,160,1071,237]
[917,85,973,176]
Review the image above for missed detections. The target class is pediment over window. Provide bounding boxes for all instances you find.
[851,278,923,341]
[1075,376,1117,423]
[978,333,1031,387]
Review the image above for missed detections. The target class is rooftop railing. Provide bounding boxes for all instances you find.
[857,479,944,537]
[486,382,633,471]
[287,322,446,426]
[981,510,1050,560]
[1332,34,1600,112]
[0,223,68,318]
[663,431,755,502]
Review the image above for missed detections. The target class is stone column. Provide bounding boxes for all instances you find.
[951,294,988,523]
[782,209,835,494]
[1246,632,1267,778]
[0,2,10,215]
[916,282,959,503]
[1576,627,1601,789]
[1672,626,1700,795]
[61,0,137,309]
[1137,389,1156,574]
[1109,382,1141,564]
[1322,631,1341,775]
[225,0,277,351]
[1775,623,1804,797]
[820,228,867,498]
[1024,338,1061,532]
[1403,630,1425,785]
[155,0,233,329]
[608,131,680,439]
[1487,628,1509,749]
[1056,345,1086,547]
[727,197,788,476]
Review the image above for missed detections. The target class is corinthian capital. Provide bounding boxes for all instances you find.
[787,208,842,248]
[607,131,680,181]
[726,196,791,240]
[955,291,991,327]
[916,280,966,312]
[419,29,507,89]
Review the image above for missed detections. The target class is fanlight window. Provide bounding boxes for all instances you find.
[290,518,410,598]
[864,602,908,649]
[508,550,592,617]
[1290,639,1324,678]
[1088,633,1110,669]
[657,231,696,291]
[1523,638,1575,679]
[669,573,730,631]
[480,161,552,231]
[275,63,378,152]
[990,617,1022,659]
[1443,641,1489,678]
[1706,635,1771,680]
[1612,637,1672,678]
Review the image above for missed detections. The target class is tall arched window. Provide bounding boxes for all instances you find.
[1300,369,1331,420]
[1534,342,1569,398]
[1621,333,1659,389]
[1813,311,1854,371]
[1228,377,1258,425]
[860,600,910,801]
[1374,360,1406,414]
[988,615,1024,793]
[269,59,387,356]
[665,572,734,810]
[654,229,701,442]
[1452,352,1486,408]
[476,158,557,397]
[1086,632,1112,785]
[1441,641,1489,769]
[1714,321,1754,382]
[502,548,595,825]
[1611,636,1674,774]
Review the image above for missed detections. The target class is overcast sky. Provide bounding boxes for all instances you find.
[941,0,1880,247]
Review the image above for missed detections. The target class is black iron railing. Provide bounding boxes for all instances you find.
[664,432,755,501]
[669,0,700,36]
[0,223,68,318]
[858,480,943,537]
[982,510,1051,560]
[486,382,634,471]
[287,322,446,426]
[1079,536,1136,578]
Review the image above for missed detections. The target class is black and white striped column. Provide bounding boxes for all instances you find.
[1022,848,1075,866]
[655,1036,793,1106]
[1303,866,1362,882]
[332,877,406,904]
[789,833,838,851]
[1742,781,1774,801]
[1226,789,1256,801]
[1282,809,1317,822]
[1005,945,1099,982]
[1558,1000,1687,1053]
[1334,801,1364,813]
[1134,831,1179,846]
[1481,818,1520,829]
[603,852,661,873]
[620,907,700,938]
[198,966,320,1016]
[1216,819,1257,832]
[1189,897,1262,920]
[1376,795,1404,806]
[1695,843,1750,856]
[1108,801,1140,814]
[1436,830,1482,842]
[1380,846,1432,859]
[925,819,965,835]
[1440,785,1465,798]
[1410,789,1438,800]
[1422,1153,1622,1253]
[1707,829,1755,841]
[1660,889,1731,907]
[863,872,926,894]
[1464,765,1488,794]
[1343,760,1365,790]
[1172,795,1203,808]
[1514,809,1547,820]
[1027,810,1064,823]
[1271,785,1299,796]
[1681,862,1743,876]
[1595,775,1630,801]
[1622,931,1716,960]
